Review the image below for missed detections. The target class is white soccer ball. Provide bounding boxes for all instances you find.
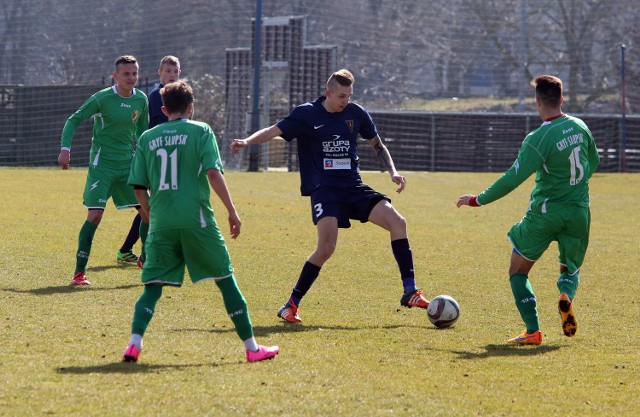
[427,295,460,328]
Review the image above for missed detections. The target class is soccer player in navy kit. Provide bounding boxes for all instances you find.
[148,56,181,129]
[230,69,430,323]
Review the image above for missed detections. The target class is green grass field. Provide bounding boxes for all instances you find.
[1,168,638,416]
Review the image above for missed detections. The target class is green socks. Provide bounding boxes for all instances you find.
[131,284,163,336]
[130,277,252,343]
[129,277,253,344]
[139,220,149,262]
[216,276,254,341]
[509,272,579,334]
[75,221,98,274]
[557,271,579,300]
[510,273,540,333]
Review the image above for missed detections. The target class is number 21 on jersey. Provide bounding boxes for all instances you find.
[157,148,178,190]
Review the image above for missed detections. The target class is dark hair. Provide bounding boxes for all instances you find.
[114,55,138,69]
[160,81,193,114]
[327,69,355,90]
[530,75,563,107]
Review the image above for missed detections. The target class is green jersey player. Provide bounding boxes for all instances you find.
[457,75,599,346]
[123,81,279,363]
[58,55,149,286]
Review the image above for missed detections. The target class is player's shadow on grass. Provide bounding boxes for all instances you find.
[56,361,240,375]
[254,323,424,337]
[173,323,423,337]
[1,283,139,296]
[451,344,562,359]
[88,264,139,272]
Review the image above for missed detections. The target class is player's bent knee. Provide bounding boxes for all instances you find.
[315,243,336,261]
[385,213,407,235]
[321,244,336,259]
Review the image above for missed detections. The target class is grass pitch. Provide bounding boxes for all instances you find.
[0,168,638,416]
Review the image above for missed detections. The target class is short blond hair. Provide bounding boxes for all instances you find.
[159,55,180,68]
[327,69,354,90]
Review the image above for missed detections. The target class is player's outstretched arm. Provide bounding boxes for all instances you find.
[456,194,481,208]
[207,169,241,239]
[230,125,283,155]
[367,135,405,193]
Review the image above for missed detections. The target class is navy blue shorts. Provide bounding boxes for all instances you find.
[309,185,390,228]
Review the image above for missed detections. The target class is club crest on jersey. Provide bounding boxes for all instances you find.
[132,110,140,123]
[345,120,354,133]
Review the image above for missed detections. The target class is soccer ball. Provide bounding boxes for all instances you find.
[427,295,460,328]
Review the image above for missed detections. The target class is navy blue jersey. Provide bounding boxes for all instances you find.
[277,96,378,196]
[148,84,168,129]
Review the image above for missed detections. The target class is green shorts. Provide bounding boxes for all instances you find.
[141,225,234,286]
[507,206,591,275]
[83,163,138,209]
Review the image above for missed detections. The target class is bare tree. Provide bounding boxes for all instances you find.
[1,0,637,114]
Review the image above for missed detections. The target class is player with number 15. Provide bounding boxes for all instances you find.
[457,75,600,346]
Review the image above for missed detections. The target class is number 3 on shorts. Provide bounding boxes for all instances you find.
[314,203,323,218]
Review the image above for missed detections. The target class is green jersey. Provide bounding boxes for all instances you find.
[128,118,224,232]
[61,86,148,165]
[478,114,599,213]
